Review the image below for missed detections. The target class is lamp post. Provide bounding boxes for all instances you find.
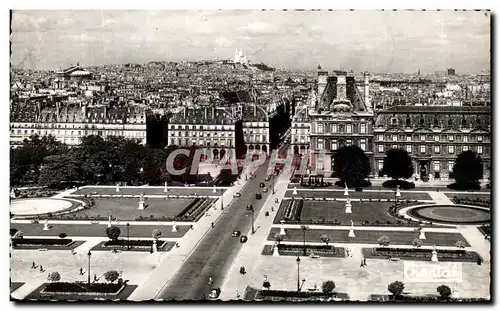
[301,225,307,256]
[272,173,276,195]
[87,251,92,286]
[247,205,255,234]
[126,223,130,250]
[296,256,301,292]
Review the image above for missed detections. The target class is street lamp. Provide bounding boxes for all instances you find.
[247,205,255,234]
[301,225,307,256]
[126,223,130,250]
[87,251,92,286]
[296,256,301,292]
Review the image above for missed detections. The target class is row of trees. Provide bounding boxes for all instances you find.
[10,135,209,188]
[331,145,485,189]
[47,270,121,283]
[388,281,453,300]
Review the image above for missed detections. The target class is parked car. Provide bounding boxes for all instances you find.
[209,287,221,299]
[255,193,262,200]
[260,182,265,188]
[233,192,241,198]
[240,235,248,243]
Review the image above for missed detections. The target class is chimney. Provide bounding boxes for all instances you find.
[364,72,371,111]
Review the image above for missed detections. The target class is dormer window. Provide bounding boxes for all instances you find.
[433,118,439,127]
[419,118,424,126]
[461,119,467,128]
[448,119,453,127]
[391,118,397,126]
[405,117,411,127]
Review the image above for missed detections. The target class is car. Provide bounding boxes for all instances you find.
[233,192,241,198]
[232,230,241,237]
[259,182,265,188]
[209,287,221,299]
[255,193,262,200]
[240,235,248,243]
[262,187,268,193]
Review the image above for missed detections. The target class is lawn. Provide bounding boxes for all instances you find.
[22,283,138,301]
[274,200,419,226]
[443,193,491,201]
[10,282,24,294]
[284,190,431,200]
[267,228,470,247]
[74,187,224,197]
[70,198,196,220]
[10,223,190,239]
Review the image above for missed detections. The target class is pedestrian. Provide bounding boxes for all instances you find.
[360,259,364,267]
[79,267,84,275]
[364,258,367,266]
[31,261,36,269]
[94,274,98,282]
[271,206,274,212]
[39,265,44,272]
[236,290,240,298]
[211,222,214,228]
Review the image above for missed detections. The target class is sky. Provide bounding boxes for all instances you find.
[10,10,491,74]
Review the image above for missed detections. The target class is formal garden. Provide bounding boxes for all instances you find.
[245,280,349,301]
[362,246,482,263]
[90,227,176,252]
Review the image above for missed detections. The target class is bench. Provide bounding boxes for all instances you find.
[389,257,401,261]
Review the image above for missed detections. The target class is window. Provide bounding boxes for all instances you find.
[392,144,398,150]
[448,135,454,141]
[420,145,426,153]
[377,134,383,141]
[448,145,454,154]
[406,136,412,142]
[346,124,352,133]
[448,119,453,127]
[378,160,384,170]
[391,118,397,126]
[392,135,397,142]
[463,136,468,143]
[406,117,411,127]
[331,124,337,133]
[317,139,324,150]
[406,145,412,153]
[378,144,384,153]
[331,139,337,150]
[448,161,454,172]
[433,118,439,127]
[346,139,352,146]
[339,124,345,133]
[360,139,366,151]
[317,123,324,133]
[420,135,425,141]
[434,135,439,142]
[316,160,324,171]
[462,145,469,152]
[476,118,481,127]
[478,145,483,154]
[434,145,440,153]
[478,135,483,142]
[461,119,467,128]
[420,118,424,126]
[434,161,440,172]
[360,124,366,133]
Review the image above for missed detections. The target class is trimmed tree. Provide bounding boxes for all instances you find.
[451,151,483,189]
[388,281,405,299]
[322,280,336,294]
[263,280,271,290]
[333,145,371,187]
[104,270,120,283]
[105,226,121,241]
[412,238,423,248]
[320,234,331,246]
[152,229,162,241]
[437,285,452,300]
[455,240,466,249]
[59,233,67,239]
[382,149,414,181]
[377,235,391,246]
[47,272,61,282]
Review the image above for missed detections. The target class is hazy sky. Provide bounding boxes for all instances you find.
[11,10,490,73]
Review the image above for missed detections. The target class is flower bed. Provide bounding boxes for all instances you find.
[369,294,488,302]
[276,244,345,257]
[256,289,349,300]
[363,247,481,262]
[12,238,73,246]
[104,239,165,247]
[42,282,123,294]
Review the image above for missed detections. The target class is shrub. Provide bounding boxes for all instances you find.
[388,281,405,298]
[455,240,466,249]
[104,270,120,283]
[105,226,121,241]
[437,285,452,299]
[320,234,331,246]
[263,280,271,290]
[152,229,162,240]
[275,233,284,245]
[377,235,391,246]
[58,233,67,239]
[322,280,336,294]
[47,272,61,282]
[412,238,423,248]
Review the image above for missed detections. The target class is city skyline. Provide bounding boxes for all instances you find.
[11,10,490,73]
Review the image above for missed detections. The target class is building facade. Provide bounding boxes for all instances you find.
[373,106,491,181]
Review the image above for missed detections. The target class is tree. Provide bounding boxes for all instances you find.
[274,233,283,245]
[388,281,405,299]
[451,151,483,188]
[263,280,271,290]
[152,229,162,241]
[455,240,466,249]
[332,145,371,187]
[58,233,67,239]
[47,272,61,282]
[377,235,391,246]
[382,149,414,180]
[320,234,331,246]
[437,285,452,300]
[322,280,336,294]
[38,152,81,188]
[412,238,423,248]
[104,270,120,283]
[105,226,121,241]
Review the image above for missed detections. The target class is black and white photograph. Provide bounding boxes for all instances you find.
[7,5,492,303]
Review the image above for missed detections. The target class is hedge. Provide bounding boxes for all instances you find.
[12,238,73,246]
[43,282,122,293]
